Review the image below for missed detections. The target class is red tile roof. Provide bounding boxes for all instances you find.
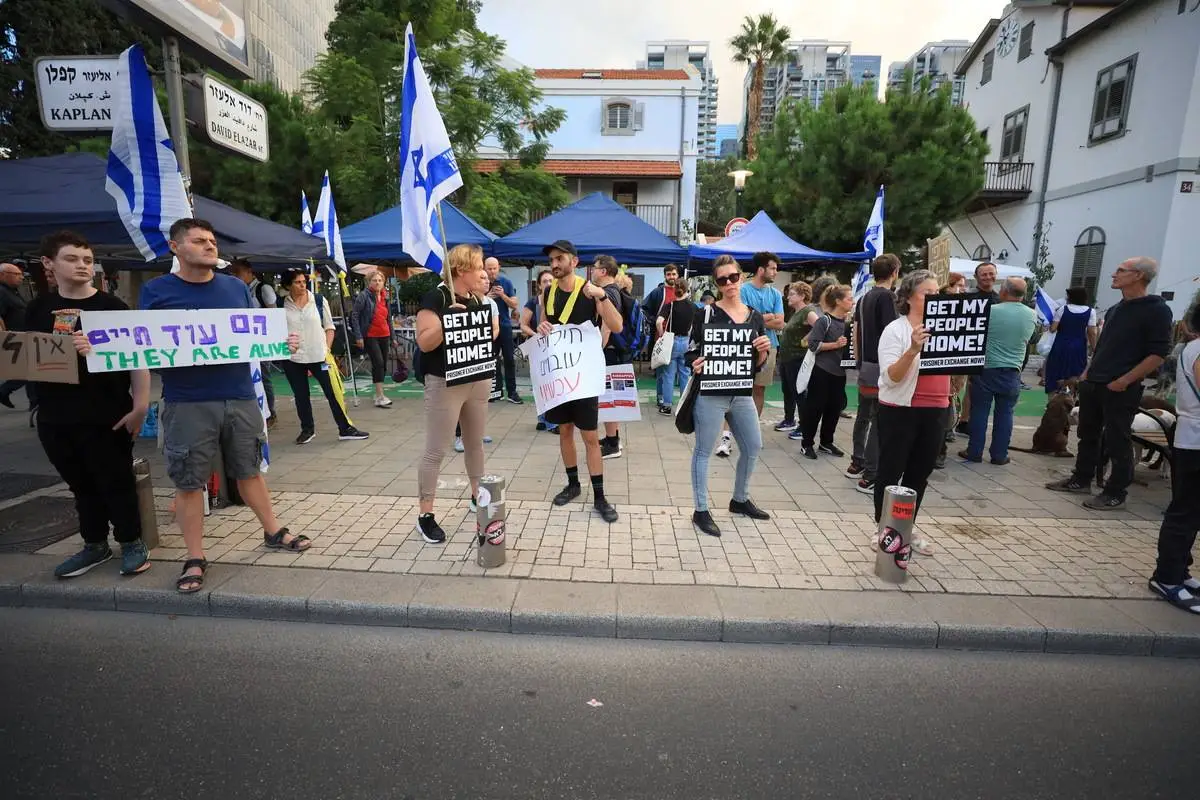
[473,159,682,178]
[534,69,691,81]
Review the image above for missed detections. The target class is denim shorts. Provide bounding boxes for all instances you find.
[161,399,264,490]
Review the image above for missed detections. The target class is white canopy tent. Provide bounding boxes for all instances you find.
[950,258,1034,283]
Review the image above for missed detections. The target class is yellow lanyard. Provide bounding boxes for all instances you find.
[546,276,584,323]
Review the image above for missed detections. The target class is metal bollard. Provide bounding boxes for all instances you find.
[132,458,160,550]
[874,485,918,584]
[475,475,507,569]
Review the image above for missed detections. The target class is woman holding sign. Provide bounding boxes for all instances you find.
[415,244,498,544]
[686,255,772,537]
[874,270,945,556]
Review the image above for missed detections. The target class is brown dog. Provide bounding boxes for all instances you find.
[1011,379,1078,457]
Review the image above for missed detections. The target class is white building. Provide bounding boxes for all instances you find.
[945,0,1199,320]
[640,41,720,159]
[887,40,972,105]
[475,68,701,243]
[743,40,852,136]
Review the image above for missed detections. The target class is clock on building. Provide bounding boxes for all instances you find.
[997,17,1021,58]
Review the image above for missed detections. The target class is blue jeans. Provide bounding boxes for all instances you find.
[966,368,1021,461]
[691,393,762,511]
[655,336,691,405]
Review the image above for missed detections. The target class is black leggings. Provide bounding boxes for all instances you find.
[781,356,804,424]
[364,336,388,383]
[873,404,945,523]
[801,367,846,447]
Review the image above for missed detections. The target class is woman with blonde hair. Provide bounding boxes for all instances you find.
[414,244,498,544]
[352,270,393,407]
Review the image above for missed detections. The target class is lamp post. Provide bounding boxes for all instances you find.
[728,169,753,219]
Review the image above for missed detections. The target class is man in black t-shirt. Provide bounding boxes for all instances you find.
[27,231,152,579]
[539,240,626,523]
[848,254,900,493]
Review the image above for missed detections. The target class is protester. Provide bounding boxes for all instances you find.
[644,264,681,408]
[132,218,309,593]
[848,254,901,494]
[352,270,394,408]
[26,232,151,578]
[279,270,369,445]
[592,255,629,459]
[484,256,522,405]
[936,273,968,468]
[229,258,278,425]
[1044,286,1099,394]
[0,261,29,409]
[1046,257,1173,510]
[687,255,772,536]
[776,281,816,433]
[1148,302,1200,613]
[699,291,715,308]
[521,269,557,434]
[799,284,853,460]
[539,240,624,523]
[655,279,695,414]
[414,244,498,543]
[955,262,1001,435]
[945,272,967,294]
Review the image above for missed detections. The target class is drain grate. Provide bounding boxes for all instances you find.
[0,496,78,554]
[0,473,63,502]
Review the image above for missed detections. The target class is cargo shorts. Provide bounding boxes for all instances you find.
[161,399,264,490]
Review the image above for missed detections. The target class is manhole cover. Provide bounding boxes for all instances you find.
[0,473,62,502]
[0,496,78,554]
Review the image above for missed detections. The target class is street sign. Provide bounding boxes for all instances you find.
[724,217,750,237]
[187,74,269,162]
[34,56,121,131]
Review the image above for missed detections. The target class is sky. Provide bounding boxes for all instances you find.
[478,0,1005,123]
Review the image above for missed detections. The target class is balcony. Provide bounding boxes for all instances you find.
[966,161,1034,211]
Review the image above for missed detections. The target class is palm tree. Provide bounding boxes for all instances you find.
[730,13,792,160]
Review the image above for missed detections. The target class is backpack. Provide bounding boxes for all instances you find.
[253,280,274,310]
[611,292,648,357]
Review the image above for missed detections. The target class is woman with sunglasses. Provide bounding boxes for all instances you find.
[686,255,772,536]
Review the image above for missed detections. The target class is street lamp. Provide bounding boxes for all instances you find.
[728,169,753,218]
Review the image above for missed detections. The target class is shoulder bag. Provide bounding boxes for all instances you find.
[674,305,712,435]
[650,301,675,369]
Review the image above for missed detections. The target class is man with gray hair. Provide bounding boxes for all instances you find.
[961,277,1036,464]
[1047,257,1173,510]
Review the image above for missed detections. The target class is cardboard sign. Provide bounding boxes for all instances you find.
[80,308,288,372]
[927,232,952,287]
[920,294,991,375]
[442,305,495,386]
[519,323,605,414]
[700,320,756,394]
[598,363,642,423]
[0,331,80,384]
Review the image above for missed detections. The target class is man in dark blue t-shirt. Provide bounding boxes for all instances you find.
[485,257,522,404]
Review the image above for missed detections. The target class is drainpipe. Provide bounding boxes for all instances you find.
[1031,3,1072,266]
[677,86,686,240]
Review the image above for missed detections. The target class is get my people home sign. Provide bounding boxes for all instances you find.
[920,295,991,375]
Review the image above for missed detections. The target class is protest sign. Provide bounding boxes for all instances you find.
[80,308,288,372]
[0,331,80,384]
[700,319,756,394]
[840,317,856,370]
[519,323,605,414]
[598,363,641,423]
[442,305,495,386]
[920,294,991,375]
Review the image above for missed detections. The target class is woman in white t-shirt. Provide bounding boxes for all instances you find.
[1044,286,1099,394]
[1149,303,1200,614]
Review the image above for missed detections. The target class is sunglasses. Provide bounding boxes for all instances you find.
[714,272,742,287]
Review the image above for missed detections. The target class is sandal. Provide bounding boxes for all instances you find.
[264,527,311,552]
[176,558,208,594]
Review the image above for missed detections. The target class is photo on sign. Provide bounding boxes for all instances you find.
[105,0,250,75]
[598,364,641,423]
[920,294,991,375]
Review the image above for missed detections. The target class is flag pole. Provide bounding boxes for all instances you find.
[336,264,361,406]
[433,202,450,272]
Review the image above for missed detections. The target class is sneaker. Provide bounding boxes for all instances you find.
[54,543,113,578]
[119,540,151,576]
[1148,579,1200,614]
[954,421,970,437]
[856,478,875,495]
[553,483,581,506]
[594,499,619,523]
[536,421,547,431]
[774,419,798,432]
[1083,493,1125,511]
[338,427,369,441]
[729,498,770,520]
[416,513,446,544]
[800,444,817,460]
[374,396,392,408]
[0,393,12,409]
[845,462,864,479]
[659,404,673,416]
[601,439,623,460]
[943,430,957,444]
[1045,476,1091,494]
[933,453,946,470]
[958,448,982,463]
[692,510,721,537]
[295,429,316,445]
[818,443,845,457]
[469,494,478,514]
[454,437,465,453]
[483,435,493,444]
[507,395,524,405]
[787,429,804,441]
[990,456,1011,466]
[715,435,733,458]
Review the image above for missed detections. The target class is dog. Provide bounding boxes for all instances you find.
[1011,378,1078,457]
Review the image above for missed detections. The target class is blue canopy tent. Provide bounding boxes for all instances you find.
[687,210,871,268]
[0,153,326,267]
[340,201,497,262]
[493,192,687,265]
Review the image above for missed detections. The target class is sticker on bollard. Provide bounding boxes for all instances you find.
[475,475,507,569]
[874,485,919,584]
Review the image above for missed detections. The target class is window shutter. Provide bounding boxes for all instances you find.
[634,102,645,131]
[600,97,609,133]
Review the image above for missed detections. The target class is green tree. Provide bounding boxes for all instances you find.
[744,77,987,255]
[462,164,568,235]
[729,13,791,160]
[696,156,743,229]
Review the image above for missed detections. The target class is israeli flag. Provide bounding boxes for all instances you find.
[854,185,885,300]
[311,172,347,271]
[104,44,192,261]
[399,23,463,272]
[250,360,270,471]
[301,190,313,235]
[1034,286,1060,327]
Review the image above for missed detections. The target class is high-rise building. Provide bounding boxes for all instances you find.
[741,40,851,137]
[715,123,739,157]
[887,40,972,105]
[245,1,339,94]
[849,54,882,88]
[640,41,720,159]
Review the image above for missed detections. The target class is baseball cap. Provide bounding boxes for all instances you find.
[542,240,577,257]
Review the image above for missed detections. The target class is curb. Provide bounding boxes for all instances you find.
[2,555,1196,658]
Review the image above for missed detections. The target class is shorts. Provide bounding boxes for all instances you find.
[543,397,599,432]
[161,399,264,490]
[754,348,778,388]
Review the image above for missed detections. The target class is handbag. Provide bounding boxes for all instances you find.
[795,349,816,394]
[650,302,675,369]
[1036,331,1056,357]
[674,305,711,434]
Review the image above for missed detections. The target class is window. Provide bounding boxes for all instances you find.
[972,244,993,260]
[1001,106,1029,162]
[981,50,995,85]
[601,97,642,136]
[1018,22,1034,61]
[607,102,631,130]
[1070,227,1106,305]
[1090,55,1137,144]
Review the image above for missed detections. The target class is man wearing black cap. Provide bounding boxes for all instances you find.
[538,240,625,523]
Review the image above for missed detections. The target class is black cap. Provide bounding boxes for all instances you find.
[542,240,577,257]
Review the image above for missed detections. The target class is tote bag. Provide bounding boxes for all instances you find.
[674,305,712,434]
[650,301,675,369]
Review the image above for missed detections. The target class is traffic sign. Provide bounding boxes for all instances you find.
[725,217,749,237]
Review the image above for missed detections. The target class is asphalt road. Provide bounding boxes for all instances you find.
[2,609,1197,800]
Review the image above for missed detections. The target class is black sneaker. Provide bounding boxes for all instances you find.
[658,404,673,416]
[1046,476,1091,494]
[692,510,721,537]
[296,429,315,445]
[553,483,581,506]
[601,439,623,459]
[1148,579,1200,614]
[507,395,524,405]
[818,443,844,457]
[800,444,817,460]
[416,513,446,544]
[1083,493,1125,511]
[954,421,970,437]
[54,543,113,578]
[536,421,547,431]
[0,393,12,409]
[594,500,619,523]
[338,427,369,441]
[729,498,770,520]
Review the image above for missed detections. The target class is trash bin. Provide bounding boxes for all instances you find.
[132,458,159,550]
[475,475,507,569]
[874,485,918,584]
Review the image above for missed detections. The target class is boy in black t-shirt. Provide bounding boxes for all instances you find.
[27,231,152,579]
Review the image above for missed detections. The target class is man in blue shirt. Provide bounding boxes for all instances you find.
[485,257,522,404]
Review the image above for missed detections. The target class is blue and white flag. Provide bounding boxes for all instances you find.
[104,44,192,261]
[1034,286,1060,327]
[250,360,270,471]
[399,23,463,272]
[301,190,313,235]
[312,171,346,270]
[854,185,885,300]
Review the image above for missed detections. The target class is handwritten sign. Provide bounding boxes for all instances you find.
[443,306,495,386]
[926,232,952,287]
[598,363,642,423]
[0,332,80,384]
[80,308,288,373]
[519,323,605,414]
[700,321,756,394]
[33,55,120,131]
[920,294,991,375]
